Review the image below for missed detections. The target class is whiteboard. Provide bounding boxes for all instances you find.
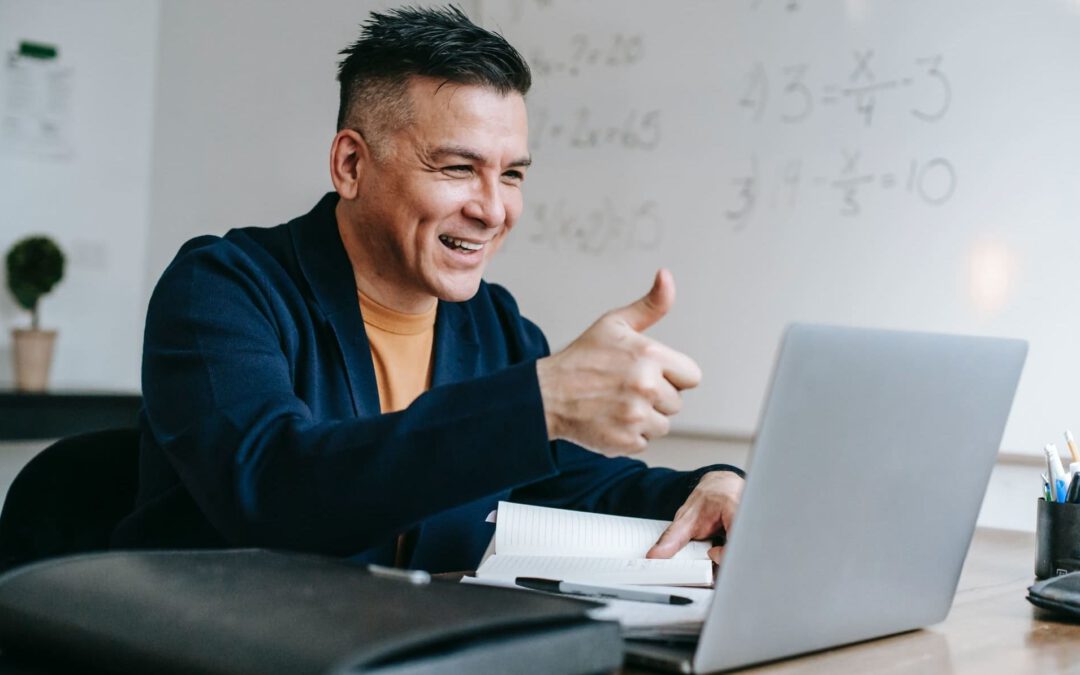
[479,0,1080,454]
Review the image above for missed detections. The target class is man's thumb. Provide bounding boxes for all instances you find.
[611,269,675,332]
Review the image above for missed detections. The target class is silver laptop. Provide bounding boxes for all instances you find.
[626,323,1027,673]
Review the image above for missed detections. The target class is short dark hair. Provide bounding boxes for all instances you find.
[336,5,531,150]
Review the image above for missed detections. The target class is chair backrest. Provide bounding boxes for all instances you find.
[0,428,140,571]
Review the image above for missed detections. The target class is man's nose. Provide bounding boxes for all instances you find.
[463,178,506,229]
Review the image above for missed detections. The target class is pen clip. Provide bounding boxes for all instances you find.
[368,563,431,585]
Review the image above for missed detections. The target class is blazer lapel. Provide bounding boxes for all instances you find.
[289,193,380,417]
[431,299,480,387]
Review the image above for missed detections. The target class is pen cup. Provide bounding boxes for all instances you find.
[1035,498,1080,579]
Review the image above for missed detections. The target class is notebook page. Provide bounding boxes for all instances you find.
[495,501,711,560]
[475,554,714,586]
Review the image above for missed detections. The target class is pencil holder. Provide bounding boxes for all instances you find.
[1035,498,1080,579]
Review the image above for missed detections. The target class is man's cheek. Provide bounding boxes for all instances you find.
[488,225,512,256]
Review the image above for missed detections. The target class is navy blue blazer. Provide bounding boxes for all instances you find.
[113,193,740,572]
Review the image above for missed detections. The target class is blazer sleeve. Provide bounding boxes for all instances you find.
[142,239,560,555]
[511,441,744,521]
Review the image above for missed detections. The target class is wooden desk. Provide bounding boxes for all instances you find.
[629,528,1080,673]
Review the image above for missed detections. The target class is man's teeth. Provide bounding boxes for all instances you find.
[440,235,484,251]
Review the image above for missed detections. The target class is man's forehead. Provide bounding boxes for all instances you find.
[401,77,529,160]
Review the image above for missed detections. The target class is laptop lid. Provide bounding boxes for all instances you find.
[688,324,1027,672]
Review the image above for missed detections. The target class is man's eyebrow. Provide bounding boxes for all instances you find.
[429,145,532,168]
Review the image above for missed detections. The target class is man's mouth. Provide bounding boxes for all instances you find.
[439,235,486,252]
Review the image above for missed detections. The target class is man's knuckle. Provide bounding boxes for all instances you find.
[655,415,671,436]
[626,373,657,399]
[617,400,647,425]
[639,341,664,360]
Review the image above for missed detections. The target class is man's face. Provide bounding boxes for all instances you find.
[351,76,530,309]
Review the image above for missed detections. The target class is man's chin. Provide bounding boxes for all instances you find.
[435,278,484,303]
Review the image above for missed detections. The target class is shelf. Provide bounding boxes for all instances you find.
[0,391,142,441]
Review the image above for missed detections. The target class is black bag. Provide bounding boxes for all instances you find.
[0,549,622,674]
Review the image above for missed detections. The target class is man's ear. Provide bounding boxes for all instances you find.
[329,129,370,200]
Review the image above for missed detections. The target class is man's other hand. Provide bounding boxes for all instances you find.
[646,470,745,564]
[535,269,701,456]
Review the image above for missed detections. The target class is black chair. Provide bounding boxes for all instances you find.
[0,428,140,572]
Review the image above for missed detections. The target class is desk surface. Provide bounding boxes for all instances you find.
[624,528,1079,674]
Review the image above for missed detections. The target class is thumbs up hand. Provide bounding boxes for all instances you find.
[535,269,702,456]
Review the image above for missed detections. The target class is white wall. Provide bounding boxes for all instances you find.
[144,0,354,289]
[0,0,160,391]
[144,0,478,292]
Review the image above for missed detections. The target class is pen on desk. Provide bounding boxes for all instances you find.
[1043,447,1058,502]
[514,577,693,605]
[1067,473,1080,504]
[1066,430,1080,465]
[368,564,431,585]
[1045,453,1057,502]
[1053,444,1069,502]
[1046,444,1068,503]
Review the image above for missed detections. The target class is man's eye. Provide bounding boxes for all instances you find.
[503,170,525,184]
[443,165,473,176]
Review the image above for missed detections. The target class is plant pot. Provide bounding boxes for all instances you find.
[12,328,57,392]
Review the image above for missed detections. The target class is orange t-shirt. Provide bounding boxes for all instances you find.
[357,290,437,414]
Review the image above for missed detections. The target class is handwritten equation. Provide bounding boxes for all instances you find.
[504,0,555,24]
[529,33,645,78]
[524,199,663,255]
[531,107,661,151]
[738,52,951,127]
[725,153,958,230]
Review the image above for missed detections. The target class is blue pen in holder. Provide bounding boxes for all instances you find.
[1035,498,1080,579]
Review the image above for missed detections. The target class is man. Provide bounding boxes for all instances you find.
[113,6,745,573]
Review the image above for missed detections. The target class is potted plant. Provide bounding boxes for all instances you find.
[6,236,65,391]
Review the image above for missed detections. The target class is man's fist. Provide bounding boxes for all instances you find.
[535,269,701,455]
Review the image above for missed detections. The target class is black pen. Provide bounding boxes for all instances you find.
[1067,473,1080,504]
[515,576,693,605]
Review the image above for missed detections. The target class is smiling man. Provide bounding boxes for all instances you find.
[113,6,745,572]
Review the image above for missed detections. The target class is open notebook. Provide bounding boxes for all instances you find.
[474,501,715,587]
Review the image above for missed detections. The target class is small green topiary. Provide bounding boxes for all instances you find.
[6,236,65,331]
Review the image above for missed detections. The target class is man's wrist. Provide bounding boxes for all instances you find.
[688,465,745,493]
[535,356,562,440]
